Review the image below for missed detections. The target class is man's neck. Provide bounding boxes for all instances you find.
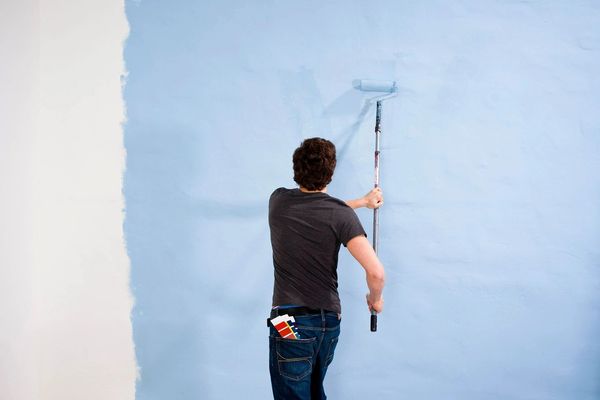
[299,186,327,193]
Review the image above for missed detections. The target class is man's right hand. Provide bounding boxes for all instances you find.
[366,293,384,313]
[363,187,384,209]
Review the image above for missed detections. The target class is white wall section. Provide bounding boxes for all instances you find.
[0,1,136,399]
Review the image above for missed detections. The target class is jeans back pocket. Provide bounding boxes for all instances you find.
[275,336,317,381]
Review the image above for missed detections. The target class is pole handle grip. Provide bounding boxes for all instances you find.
[370,310,378,332]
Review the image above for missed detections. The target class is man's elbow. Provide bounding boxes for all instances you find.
[367,268,385,286]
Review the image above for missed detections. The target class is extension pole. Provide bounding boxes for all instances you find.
[370,100,382,332]
[353,78,397,333]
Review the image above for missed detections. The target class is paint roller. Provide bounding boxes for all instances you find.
[353,79,398,332]
[353,79,398,96]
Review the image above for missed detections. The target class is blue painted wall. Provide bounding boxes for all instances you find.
[124,1,600,398]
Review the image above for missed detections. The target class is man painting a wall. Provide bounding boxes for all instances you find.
[268,137,386,399]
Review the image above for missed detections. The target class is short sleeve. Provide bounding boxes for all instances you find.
[270,187,286,200]
[334,206,367,247]
[269,187,286,208]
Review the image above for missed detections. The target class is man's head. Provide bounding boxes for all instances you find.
[293,137,337,191]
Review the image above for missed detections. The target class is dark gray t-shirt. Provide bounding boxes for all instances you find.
[269,187,367,314]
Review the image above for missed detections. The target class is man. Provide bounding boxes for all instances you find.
[268,137,386,399]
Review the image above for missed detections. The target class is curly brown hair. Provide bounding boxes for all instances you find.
[292,138,337,191]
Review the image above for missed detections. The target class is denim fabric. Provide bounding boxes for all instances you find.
[268,310,341,400]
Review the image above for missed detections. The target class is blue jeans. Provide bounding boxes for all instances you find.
[268,310,341,400]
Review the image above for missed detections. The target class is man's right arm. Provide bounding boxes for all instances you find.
[346,235,385,313]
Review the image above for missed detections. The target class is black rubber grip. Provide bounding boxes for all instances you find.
[370,312,377,332]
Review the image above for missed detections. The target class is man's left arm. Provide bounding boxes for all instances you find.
[345,187,384,209]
